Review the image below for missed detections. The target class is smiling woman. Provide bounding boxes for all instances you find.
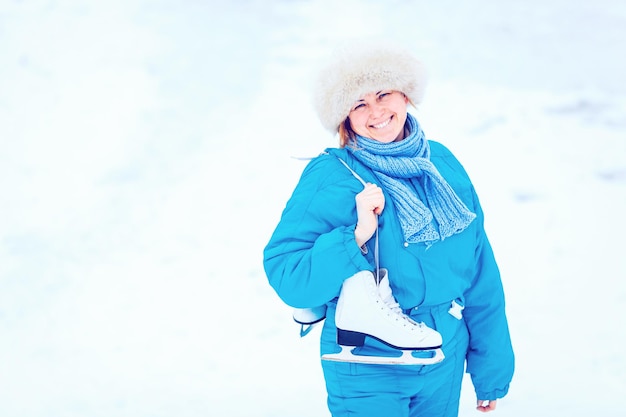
[264,40,514,417]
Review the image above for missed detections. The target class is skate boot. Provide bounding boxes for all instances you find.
[322,269,444,365]
[293,305,327,337]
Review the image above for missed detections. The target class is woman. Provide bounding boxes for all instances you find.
[263,41,514,417]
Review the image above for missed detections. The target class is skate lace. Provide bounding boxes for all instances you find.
[336,156,428,332]
[378,281,421,327]
[380,290,403,315]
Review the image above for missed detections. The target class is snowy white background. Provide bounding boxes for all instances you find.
[1,0,625,416]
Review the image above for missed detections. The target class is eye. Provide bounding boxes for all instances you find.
[352,102,366,111]
[377,91,393,101]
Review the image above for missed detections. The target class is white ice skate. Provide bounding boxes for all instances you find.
[322,269,444,366]
[293,305,327,337]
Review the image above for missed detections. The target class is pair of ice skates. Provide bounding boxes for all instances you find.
[293,269,444,366]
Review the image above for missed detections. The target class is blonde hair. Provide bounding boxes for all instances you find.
[338,119,356,148]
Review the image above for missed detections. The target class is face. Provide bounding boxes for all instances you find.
[347,90,409,143]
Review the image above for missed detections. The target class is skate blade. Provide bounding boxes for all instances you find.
[298,322,322,337]
[322,346,445,366]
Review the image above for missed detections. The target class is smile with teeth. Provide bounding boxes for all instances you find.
[371,117,392,129]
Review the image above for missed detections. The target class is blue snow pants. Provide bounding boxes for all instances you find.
[320,301,469,417]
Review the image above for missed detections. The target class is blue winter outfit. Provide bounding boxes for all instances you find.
[263,116,514,417]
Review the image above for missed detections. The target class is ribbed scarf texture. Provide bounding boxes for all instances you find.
[348,113,476,245]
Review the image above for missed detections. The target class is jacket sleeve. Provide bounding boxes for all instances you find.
[463,188,515,400]
[263,155,374,308]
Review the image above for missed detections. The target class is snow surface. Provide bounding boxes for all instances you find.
[1,0,625,416]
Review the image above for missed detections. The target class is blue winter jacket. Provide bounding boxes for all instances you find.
[263,141,514,400]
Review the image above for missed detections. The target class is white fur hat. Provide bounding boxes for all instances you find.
[313,41,428,133]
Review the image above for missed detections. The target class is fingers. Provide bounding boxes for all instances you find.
[353,183,384,246]
[476,400,497,412]
[357,183,385,214]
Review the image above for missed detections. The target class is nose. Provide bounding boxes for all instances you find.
[368,101,385,118]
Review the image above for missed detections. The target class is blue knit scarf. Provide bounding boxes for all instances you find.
[348,114,476,245]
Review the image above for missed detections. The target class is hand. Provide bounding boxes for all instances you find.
[476,399,497,412]
[354,183,385,247]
